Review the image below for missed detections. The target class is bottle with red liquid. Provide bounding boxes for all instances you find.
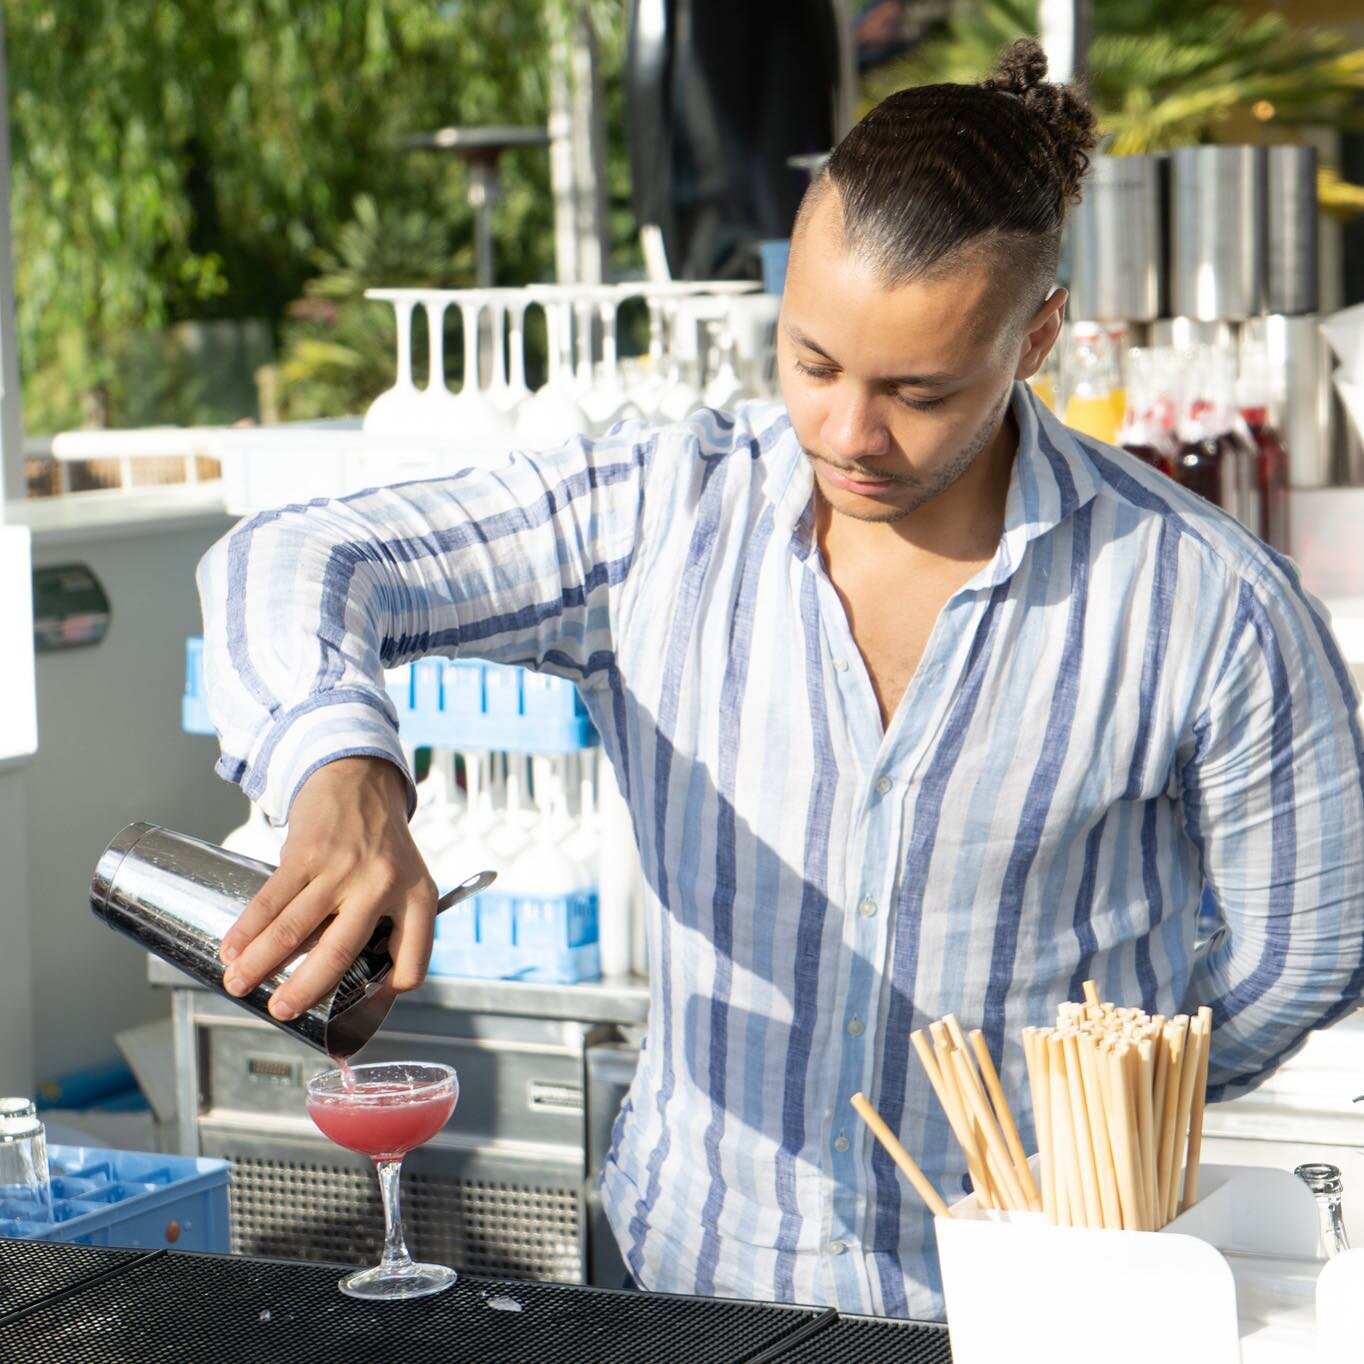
[1118,347,1176,478]
[1175,349,1259,533]
[1237,341,1289,552]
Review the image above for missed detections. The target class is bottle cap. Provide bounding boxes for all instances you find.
[1295,1163,1344,1197]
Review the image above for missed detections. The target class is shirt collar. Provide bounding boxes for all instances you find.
[770,382,1102,577]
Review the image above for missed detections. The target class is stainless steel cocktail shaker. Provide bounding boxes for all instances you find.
[90,822,493,1057]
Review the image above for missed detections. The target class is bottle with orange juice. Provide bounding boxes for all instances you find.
[1061,322,1122,445]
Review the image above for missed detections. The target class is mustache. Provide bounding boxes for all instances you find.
[804,449,915,486]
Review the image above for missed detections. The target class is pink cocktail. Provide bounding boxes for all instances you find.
[306,1061,459,1299]
[307,1082,456,1161]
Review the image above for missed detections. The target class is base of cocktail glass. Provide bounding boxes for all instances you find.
[339,1261,457,1300]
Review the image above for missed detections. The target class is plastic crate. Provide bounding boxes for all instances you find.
[0,1145,230,1254]
[430,888,601,984]
[401,659,597,751]
[183,637,212,735]
[184,640,598,752]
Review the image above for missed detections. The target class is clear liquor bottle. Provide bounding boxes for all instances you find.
[1295,1162,1350,1257]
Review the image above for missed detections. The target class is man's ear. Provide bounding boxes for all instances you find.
[1015,287,1066,382]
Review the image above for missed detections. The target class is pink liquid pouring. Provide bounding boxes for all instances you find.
[336,1056,356,1093]
[308,1083,455,1161]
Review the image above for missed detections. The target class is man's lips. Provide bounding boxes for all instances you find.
[815,461,903,496]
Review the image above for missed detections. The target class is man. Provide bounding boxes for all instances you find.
[198,42,1364,1319]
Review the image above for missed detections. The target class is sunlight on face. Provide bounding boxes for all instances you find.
[778,190,1032,524]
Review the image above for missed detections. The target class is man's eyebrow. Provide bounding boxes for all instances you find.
[784,326,959,387]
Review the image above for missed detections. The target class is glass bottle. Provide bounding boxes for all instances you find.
[1062,322,1122,445]
[1175,348,1259,531]
[1237,340,1290,552]
[1105,322,1130,431]
[1118,347,1176,479]
[1295,1162,1350,1257]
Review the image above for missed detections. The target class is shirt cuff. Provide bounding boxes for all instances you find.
[229,689,417,825]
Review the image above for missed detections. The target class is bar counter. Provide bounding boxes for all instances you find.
[0,1238,950,1362]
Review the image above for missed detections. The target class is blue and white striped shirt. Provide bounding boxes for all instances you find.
[198,385,1364,1320]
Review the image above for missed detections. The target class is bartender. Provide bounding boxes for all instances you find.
[197,41,1364,1320]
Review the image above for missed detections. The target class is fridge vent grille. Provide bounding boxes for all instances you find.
[226,1155,582,1282]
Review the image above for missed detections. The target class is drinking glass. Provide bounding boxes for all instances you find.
[0,1110,51,1224]
[362,292,427,433]
[306,1061,459,1299]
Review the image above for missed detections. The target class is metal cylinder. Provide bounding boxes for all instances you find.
[1241,314,1336,488]
[90,823,398,1058]
[1266,144,1318,315]
[1149,317,1238,354]
[1170,146,1266,321]
[1067,154,1162,322]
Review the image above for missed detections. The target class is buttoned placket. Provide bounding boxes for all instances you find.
[801,542,1005,1311]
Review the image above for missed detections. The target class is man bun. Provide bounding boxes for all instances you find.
[983,38,1099,205]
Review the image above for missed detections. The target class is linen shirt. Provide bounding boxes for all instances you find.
[197,385,1364,1319]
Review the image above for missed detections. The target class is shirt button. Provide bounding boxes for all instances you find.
[847,1016,865,1037]
[858,897,877,918]
[875,776,892,796]
[827,1239,847,1256]
[833,657,849,672]
[834,1134,850,1153]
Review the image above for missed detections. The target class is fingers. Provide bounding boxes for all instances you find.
[226,868,438,1021]
[222,875,338,1004]
[264,889,389,1022]
[219,861,311,966]
[386,877,438,993]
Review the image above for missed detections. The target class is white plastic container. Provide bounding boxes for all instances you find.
[935,1163,1364,1362]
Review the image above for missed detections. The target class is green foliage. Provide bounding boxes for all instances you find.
[862,0,1364,154]
[8,0,635,432]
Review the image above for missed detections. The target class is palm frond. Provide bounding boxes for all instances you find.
[862,0,1364,155]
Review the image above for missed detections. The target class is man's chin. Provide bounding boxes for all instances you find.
[812,470,918,523]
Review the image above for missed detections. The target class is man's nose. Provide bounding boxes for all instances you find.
[821,388,891,464]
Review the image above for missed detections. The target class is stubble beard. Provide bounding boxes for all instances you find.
[811,384,1014,525]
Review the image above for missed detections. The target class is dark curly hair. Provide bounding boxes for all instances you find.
[802,39,1099,318]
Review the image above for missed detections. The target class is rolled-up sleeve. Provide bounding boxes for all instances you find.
[196,426,657,823]
[1179,566,1364,1100]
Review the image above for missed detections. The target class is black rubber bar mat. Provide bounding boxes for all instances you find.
[0,1238,161,1322]
[761,1312,953,1362]
[0,1250,826,1364]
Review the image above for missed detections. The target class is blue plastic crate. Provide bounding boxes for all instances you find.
[0,1145,230,1254]
[182,638,213,736]
[401,659,598,752]
[183,639,598,751]
[430,887,601,984]
[428,937,600,985]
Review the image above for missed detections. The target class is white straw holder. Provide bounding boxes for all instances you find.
[935,1162,1364,1363]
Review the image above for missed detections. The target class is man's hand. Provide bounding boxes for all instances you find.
[218,756,435,1021]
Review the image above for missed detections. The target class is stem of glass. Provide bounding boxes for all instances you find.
[374,1158,415,1276]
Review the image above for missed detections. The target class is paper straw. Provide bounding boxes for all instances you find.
[1048,1032,1082,1227]
[911,1029,995,1209]
[951,1048,1029,1211]
[931,1037,996,1209]
[1024,1028,1057,1224]
[851,1093,953,1219]
[1167,1008,1204,1221]
[1155,1016,1189,1221]
[1061,1032,1103,1228]
[1179,1007,1214,1213]
[970,1029,1042,1211]
[1075,1032,1122,1229]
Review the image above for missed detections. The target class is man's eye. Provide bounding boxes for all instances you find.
[896,393,947,412]
[793,358,836,380]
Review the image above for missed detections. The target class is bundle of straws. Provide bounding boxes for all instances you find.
[1025,982,1213,1230]
[850,981,1214,1230]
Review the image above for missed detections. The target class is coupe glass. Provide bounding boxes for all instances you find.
[306,1061,459,1299]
